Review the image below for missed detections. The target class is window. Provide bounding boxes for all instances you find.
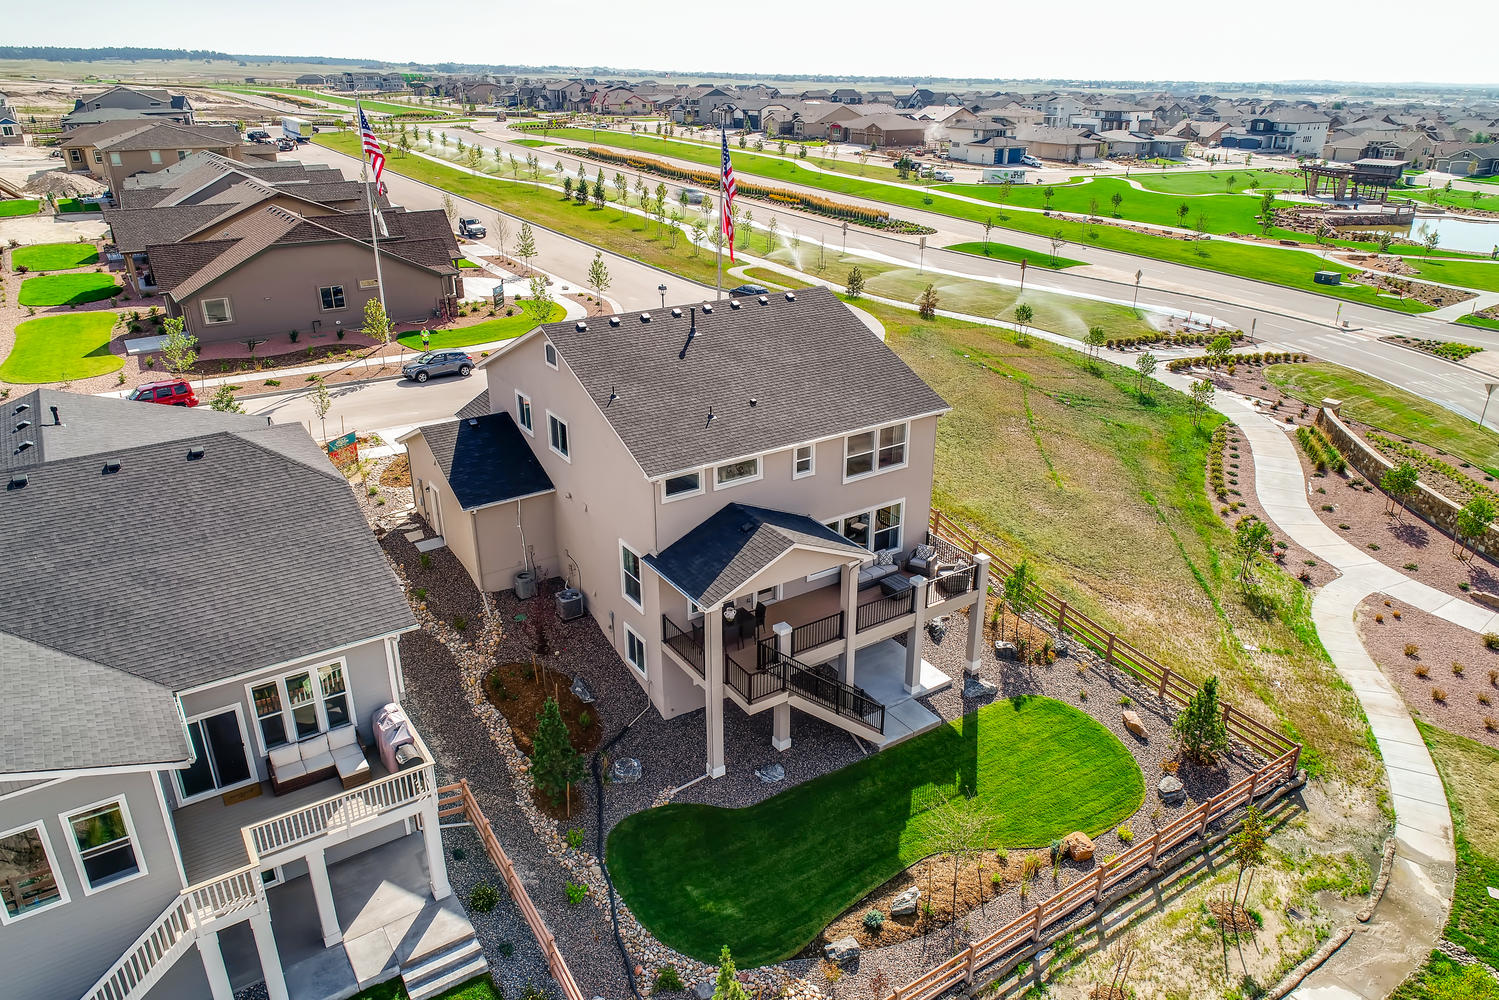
[794,445,815,479]
[148,150,162,164]
[624,625,647,676]
[547,412,570,460]
[248,661,355,752]
[68,148,81,163]
[318,285,347,310]
[201,297,232,325]
[663,470,701,501]
[0,823,67,923]
[109,152,121,166]
[844,422,908,480]
[621,544,643,608]
[714,457,761,489]
[873,501,904,551]
[828,501,905,553]
[63,800,144,893]
[177,149,189,161]
[515,391,533,433]
[92,150,102,163]
[544,342,558,369]
[177,708,253,802]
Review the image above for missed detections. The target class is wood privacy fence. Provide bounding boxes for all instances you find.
[438,781,586,1000]
[884,511,1307,1000]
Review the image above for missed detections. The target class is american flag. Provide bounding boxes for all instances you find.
[357,104,386,195]
[720,124,736,262]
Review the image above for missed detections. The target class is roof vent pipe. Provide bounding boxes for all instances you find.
[49,406,61,426]
[689,307,696,335]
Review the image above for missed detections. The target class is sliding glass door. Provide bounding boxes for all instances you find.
[177,708,253,802]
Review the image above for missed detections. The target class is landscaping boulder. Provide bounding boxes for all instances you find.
[1062,831,1095,862]
[963,675,998,700]
[824,936,860,965]
[890,886,921,917]
[1054,642,1069,658]
[926,616,948,643]
[570,677,596,704]
[693,981,715,1000]
[754,763,785,784]
[1158,774,1185,805]
[609,757,642,784]
[993,640,1017,660]
[1122,710,1148,740]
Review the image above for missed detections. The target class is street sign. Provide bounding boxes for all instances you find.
[325,431,359,470]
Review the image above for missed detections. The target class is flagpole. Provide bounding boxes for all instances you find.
[356,102,388,316]
[716,115,725,303]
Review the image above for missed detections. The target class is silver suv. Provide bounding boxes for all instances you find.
[402,350,474,383]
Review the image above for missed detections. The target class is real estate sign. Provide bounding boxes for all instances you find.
[325,431,359,470]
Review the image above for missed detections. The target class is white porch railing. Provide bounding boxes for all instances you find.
[81,740,435,1000]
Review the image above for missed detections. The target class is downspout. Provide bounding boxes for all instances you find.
[471,509,492,620]
[515,499,532,577]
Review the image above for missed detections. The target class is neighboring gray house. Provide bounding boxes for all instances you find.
[0,392,470,1000]
[403,288,991,779]
[64,85,195,130]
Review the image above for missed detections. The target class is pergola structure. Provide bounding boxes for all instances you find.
[1301,158,1408,203]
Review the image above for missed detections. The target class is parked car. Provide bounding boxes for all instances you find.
[403,350,474,383]
[128,379,199,407]
[245,129,272,143]
[457,217,487,239]
[730,284,768,296]
[931,170,955,182]
[1020,155,1043,168]
[277,139,296,151]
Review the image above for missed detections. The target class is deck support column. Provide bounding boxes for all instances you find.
[197,928,234,1000]
[250,908,290,1000]
[705,601,727,778]
[905,576,930,693]
[965,553,992,676]
[840,559,861,687]
[421,794,452,900]
[307,847,343,947]
[772,622,793,751]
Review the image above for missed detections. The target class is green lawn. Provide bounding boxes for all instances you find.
[939,175,1270,234]
[55,198,102,214]
[0,313,122,383]
[1401,255,1499,293]
[607,696,1143,965]
[17,273,119,306]
[1388,186,1499,213]
[220,86,442,119]
[1457,314,1499,332]
[1391,953,1499,1000]
[945,240,1086,269]
[1266,361,1499,474]
[399,304,563,348]
[11,242,100,271]
[345,974,499,1000]
[507,138,554,148]
[454,258,479,268]
[1128,169,1303,195]
[1420,723,1499,969]
[0,199,41,217]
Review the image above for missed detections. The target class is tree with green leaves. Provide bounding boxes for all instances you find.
[1013,303,1034,346]
[845,265,864,299]
[1207,334,1233,367]
[1134,352,1157,399]
[710,947,751,1000]
[1231,804,1268,910]
[1381,461,1419,519]
[514,222,538,273]
[1110,191,1123,216]
[1258,190,1276,234]
[158,316,198,377]
[562,176,573,201]
[612,172,627,206]
[441,193,456,224]
[917,283,939,320]
[1456,493,1496,559]
[309,377,332,441]
[1174,675,1229,765]
[523,273,554,325]
[587,252,611,310]
[1175,201,1190,228]
[361,297,394,367]
[1085,325,1106,361]
[1190,378,1215,428]
[1042,185,1055,209]
[1047,230,1067,266]
[995,181,1012,220]
[530,697,585,808]
[1001,558,1039,644]
[208,384,244,413]
[983,216,993,253]
[1233,516,1274,583]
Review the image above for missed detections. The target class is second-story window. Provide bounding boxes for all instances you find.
[794,445,815,479]
[715,457,761,489]
[544,342,558,369]
[515,391,533,433]
[548,412,570,460]
[621,544,643,608]
[844,422,907,480]
[663,470,702,501]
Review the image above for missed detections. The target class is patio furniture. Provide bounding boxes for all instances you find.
[268,734,337,795]
[906,544,940,576]
[857,549,903,589]
[880,573,916,598]
[329,726,372,789]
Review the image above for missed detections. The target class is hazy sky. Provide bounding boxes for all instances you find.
[9,0,1498,87]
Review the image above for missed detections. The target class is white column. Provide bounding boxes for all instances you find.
[965,553,992,676]
[704,601,726,778]
[306,848,343,947]
[771,621,793,751]
[422,796,453,900]
[250,908,290,1000]
[196,929,234,1000]
[841,560,861,686]
[906,576,930,693]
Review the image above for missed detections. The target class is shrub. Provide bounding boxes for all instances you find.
[1414,664,1430,678]
[1479,692,1491,706]
[1117,824,1134,844]
[1487,717,1497,732]
[1453,662,1466,677]
[566,827,584,850]
[469,884,501,912]
[1405,644,1419,658]
[1404,562,1418,571]
[1490,669,1498,685]
[451,846,465,861]
[1432,688,1447,702]
[579,710,593,729]
[564,881,588,904]
[1485,633,1499,650]
[863,909,886,932]
[654,966,685,993]
[453,615,468,632]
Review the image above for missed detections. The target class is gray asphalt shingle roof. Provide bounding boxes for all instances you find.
[539,286,948,479]
[412,412,554,510]
[645,502,868,606]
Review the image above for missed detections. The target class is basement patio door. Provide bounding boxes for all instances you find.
[176,707,255,804]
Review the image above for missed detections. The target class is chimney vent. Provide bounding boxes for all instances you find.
[7,474,27,490]
[13,403,29,414]
[102,459,121,473]
[186,447,204,460]
[749,397,757,407]
[758,295,769,305]
[49,406,61,426]
[16,440,33,452]
[702,303,714,314]
[15,420,30,431]
[576,321,588,333]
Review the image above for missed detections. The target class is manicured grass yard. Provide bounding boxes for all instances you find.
[345,974,499,1000]
[17,273,119,306]
[55,198,102,214]
[0,313,122,383]
[1458,314,1499,332]
[1420,723,1499,970]
[1266,361,1499,474]
[607,696,1143,965]
[398,304,563,349]
[1128,169,1303,195]
[0,198,41,217]
[11,242,100,271]
[945,240,1085,269]
[507,138,554,148]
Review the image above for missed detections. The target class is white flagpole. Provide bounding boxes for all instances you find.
[356,102,388,317]
[716,117,725,303]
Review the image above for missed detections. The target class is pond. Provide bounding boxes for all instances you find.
[1341,211,1499,255]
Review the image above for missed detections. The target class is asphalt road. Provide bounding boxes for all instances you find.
[242,371,488,441]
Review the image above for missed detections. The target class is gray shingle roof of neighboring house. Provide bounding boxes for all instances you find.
[536,286,948,479]
[105,203,237,252]
[0,390,416,775]
[1015,125,1100,145]
[407,412,554,511]
[62,121,243,153]
[646,503,869,607]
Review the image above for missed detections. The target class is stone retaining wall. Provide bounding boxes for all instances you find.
[1314,404,1499,559]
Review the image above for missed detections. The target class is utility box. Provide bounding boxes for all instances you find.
[556,587,586,622]
[1313,270,1342,285]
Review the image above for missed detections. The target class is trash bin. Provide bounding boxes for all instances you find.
[514,569,536,600]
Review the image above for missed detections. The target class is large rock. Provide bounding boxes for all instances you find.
[993,640,1017,661]
[1122,710,1148,740]
[824,936,860,965]
[570,677,596,704]
[693,981,715,1000]
[1158,774,1185,805]
[1062,831,1095,862]
[963,675,998,700]
[754,763,785,784]
[890,886,921,917]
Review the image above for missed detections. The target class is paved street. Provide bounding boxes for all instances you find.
[241,370,487,442]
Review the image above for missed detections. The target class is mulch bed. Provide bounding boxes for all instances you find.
[1356,594,1499,750]
[483,660,603,755]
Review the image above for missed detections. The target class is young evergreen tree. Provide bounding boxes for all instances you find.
[1174,675,1229,764]
[710,947,751,1000]
[530,697,584,806]
[845,265,865,299]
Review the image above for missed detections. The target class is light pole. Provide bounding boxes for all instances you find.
[1132,270,1142,314]
[658,283,667,309]
[1481,383,1499,431]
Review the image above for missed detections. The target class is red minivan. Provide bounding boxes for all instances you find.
[128,379,199,407]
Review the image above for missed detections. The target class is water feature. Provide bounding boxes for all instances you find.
[1340,212,1499,256]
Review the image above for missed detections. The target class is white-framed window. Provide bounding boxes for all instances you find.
[148,150,162,164]
[844,422,908,481]
[714,456,761,489]
[825,500,905,553]
[793,444,815,479]
[68,148,81,163]
[544,341,558,369]
[201,297,233,325]
[247,660,355,754]
[318,285,346,310]
[108,151,121,166]
[177,149,190,161]
[92,149,102,164]
[515,391,533,433]
[623,624,647,676]
[60,798,145,894]
[662,469,702,502]
[621,542,644,609]
[0,821,68,923]
[547,412,570,461]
